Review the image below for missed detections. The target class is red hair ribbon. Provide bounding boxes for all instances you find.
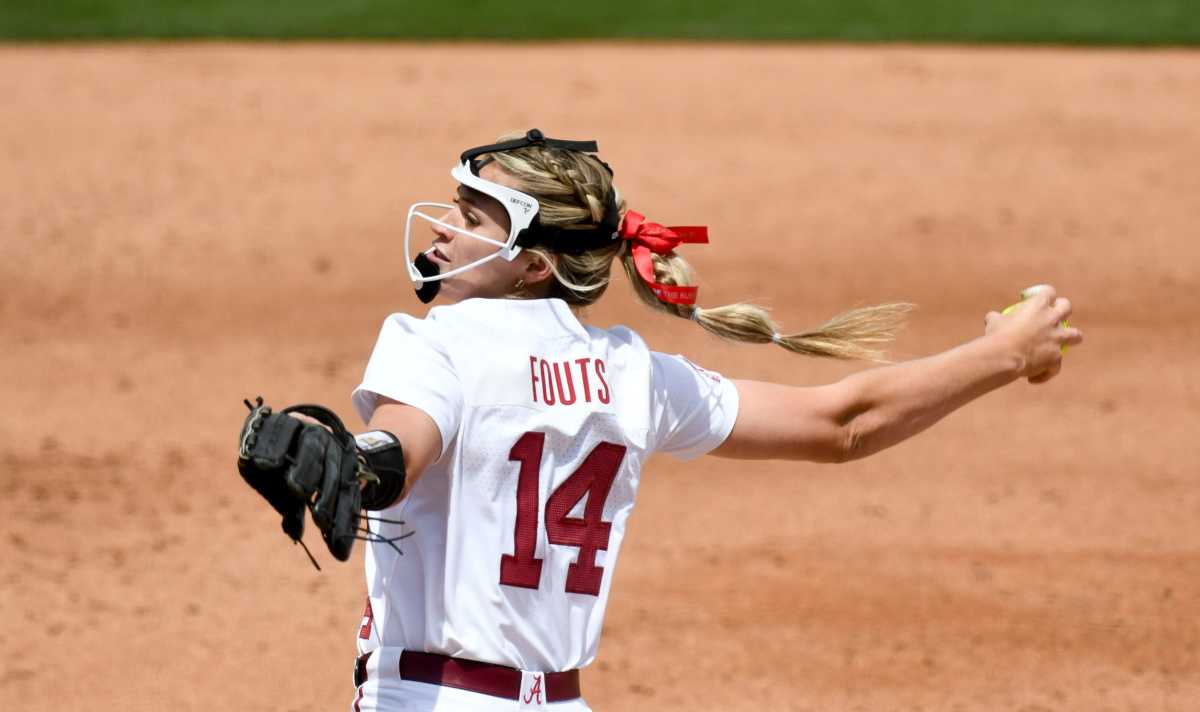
[619,210,709,305]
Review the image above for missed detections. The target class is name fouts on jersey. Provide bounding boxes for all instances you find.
[351,298,738,673]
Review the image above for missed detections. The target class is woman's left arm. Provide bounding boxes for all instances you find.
[364,396,444,501]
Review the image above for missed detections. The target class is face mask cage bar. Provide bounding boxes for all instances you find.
[402,202,514,287]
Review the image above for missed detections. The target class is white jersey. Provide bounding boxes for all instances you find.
[351,298,738,673]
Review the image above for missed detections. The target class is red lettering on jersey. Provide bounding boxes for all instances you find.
[553,362,576,405]
[499,433,626,597]
[594,359,610,404]
[545,441,624,595]
[358,598,374,640]
[529,356,610,407]
[499,432,546,589]
[523,674,544,705]
[538,359,556,405]
[529,356,540,403]
[574,357,592,402]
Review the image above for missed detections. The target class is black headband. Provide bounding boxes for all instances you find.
[460,128,612,172]
[460,128,620,255]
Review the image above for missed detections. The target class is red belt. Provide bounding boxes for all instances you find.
[355,650,581,702]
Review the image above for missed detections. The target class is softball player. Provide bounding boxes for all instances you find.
[342,130,1081,711]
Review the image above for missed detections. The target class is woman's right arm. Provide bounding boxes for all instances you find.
[713,286,1082,464]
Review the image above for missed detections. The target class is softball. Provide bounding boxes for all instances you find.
[1001,286,1069,353]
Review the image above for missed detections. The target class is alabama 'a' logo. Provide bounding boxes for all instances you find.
[522,673,544,705]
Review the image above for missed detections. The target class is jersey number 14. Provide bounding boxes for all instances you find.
[499,431,626,597]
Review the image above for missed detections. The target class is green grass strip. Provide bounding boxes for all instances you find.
[2,0,1199,44]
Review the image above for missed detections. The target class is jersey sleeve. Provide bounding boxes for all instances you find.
[352,313,464,459]
[649,352,740,461]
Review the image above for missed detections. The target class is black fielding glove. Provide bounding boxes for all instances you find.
[237,397,363,563]
[237,399,307,542]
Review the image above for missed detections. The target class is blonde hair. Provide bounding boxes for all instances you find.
[482,134,912,361]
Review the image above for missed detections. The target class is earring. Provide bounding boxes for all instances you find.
[514,279,526,291]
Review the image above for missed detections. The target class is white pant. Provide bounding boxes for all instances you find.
[351,648,593,712]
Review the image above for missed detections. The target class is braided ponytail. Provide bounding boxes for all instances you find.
[620,248,911,362]
[482,132,911,361]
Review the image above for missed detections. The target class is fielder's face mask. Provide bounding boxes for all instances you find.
[403,129,620,303]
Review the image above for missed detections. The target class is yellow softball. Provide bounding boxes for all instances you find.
[1002,289,1069,353]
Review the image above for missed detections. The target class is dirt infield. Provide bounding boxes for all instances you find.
[2,43,1197,711]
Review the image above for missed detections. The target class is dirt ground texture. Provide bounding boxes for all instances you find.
[2,43,1198,711]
